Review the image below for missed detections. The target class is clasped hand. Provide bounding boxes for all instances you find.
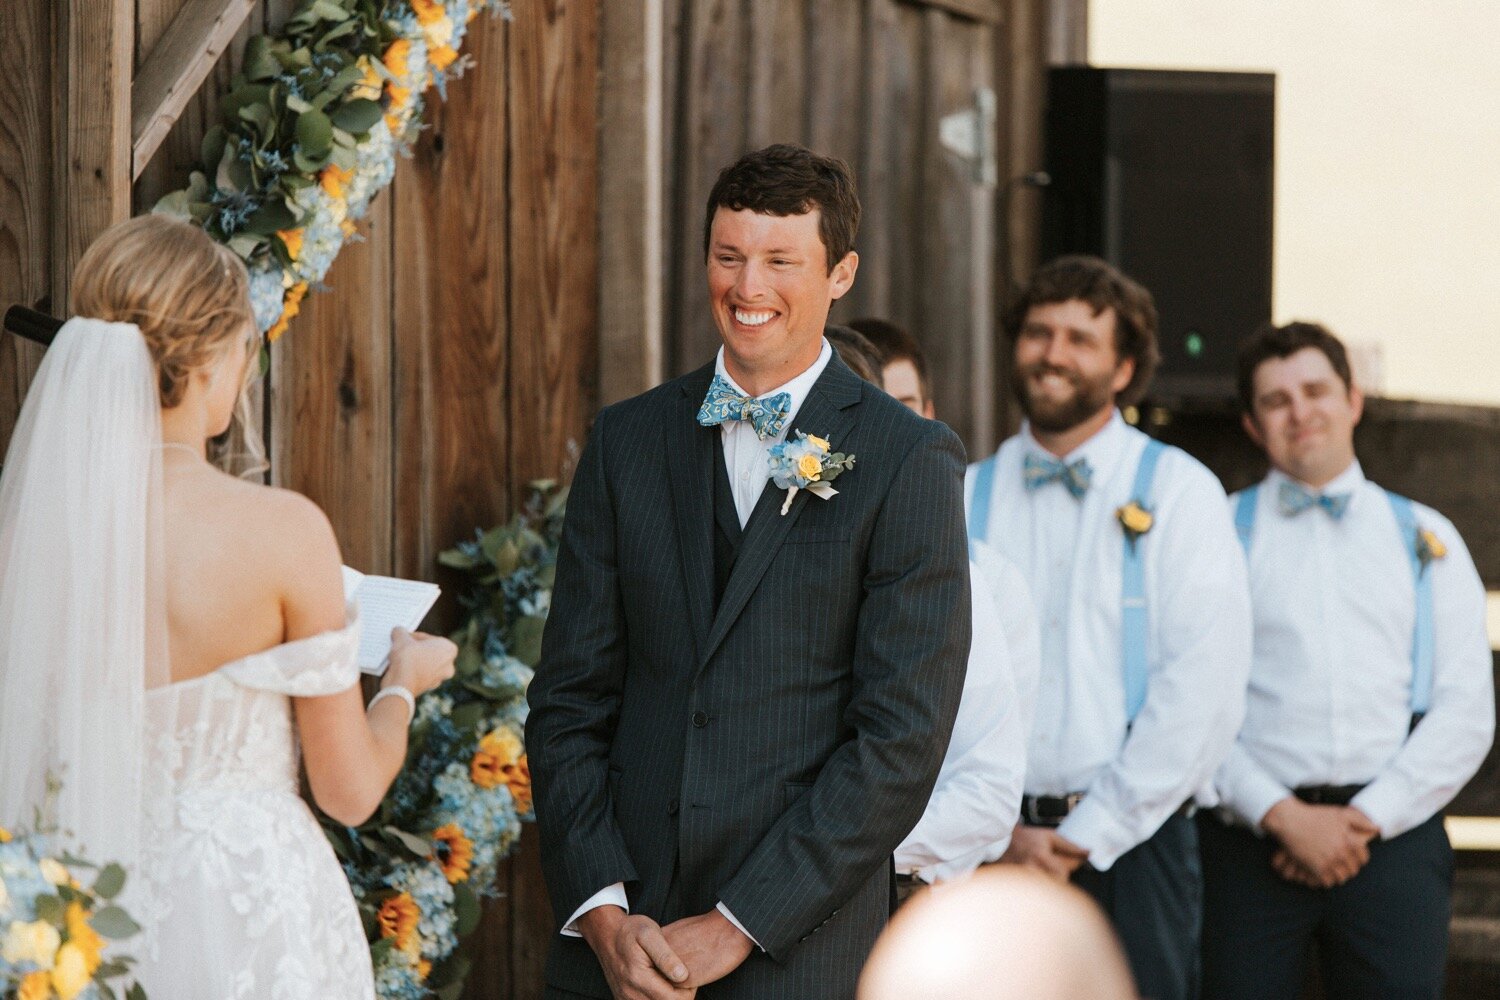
[1262,798,1378,889]
[578,905,753,999]
[1000,825,1090,880]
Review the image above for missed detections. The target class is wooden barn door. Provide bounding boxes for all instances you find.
[663,0,1016,456]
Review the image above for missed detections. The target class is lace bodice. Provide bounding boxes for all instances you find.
[134,609,375,999]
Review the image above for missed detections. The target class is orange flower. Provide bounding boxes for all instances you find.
[411,0,446,26]
[430,44,459,71]
[432,823,474,884]
[383,39,412,79]
[417,959,433,979]
[267,281,309,342]
[506,754,532,815]
[0,826,11,842]
[276,228,303,262]
[64,902,104,975]
[319,164,354,200]
[471,728,523,789]
[377,893,421,952]
[17,971,49,1000]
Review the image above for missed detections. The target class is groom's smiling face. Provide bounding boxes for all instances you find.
[708,207,857,394]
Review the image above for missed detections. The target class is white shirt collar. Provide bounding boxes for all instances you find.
[1020,409,1131,481]
[713,339,832,421]
[1267,458,1366,498]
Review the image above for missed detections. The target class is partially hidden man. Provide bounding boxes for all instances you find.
[526,144,972,1000]
[970,255,1252,1000]
[1200,321,1495,999]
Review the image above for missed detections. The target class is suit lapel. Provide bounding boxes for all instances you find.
[699,355,864,668]
[669,364,718,661]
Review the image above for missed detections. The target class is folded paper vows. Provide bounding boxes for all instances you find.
[342,566,442,675]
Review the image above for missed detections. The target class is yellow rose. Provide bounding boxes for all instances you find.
[2,919,61,969]
[796,453,823,482]
[1419,529,1447,561]
[1116,502,1154,536]
[0,826,12,842]
[38,858,69,887]
[64,902,103,975]
[17,971,49,1000]
[50,943,90,1000]
[806,435,830,452]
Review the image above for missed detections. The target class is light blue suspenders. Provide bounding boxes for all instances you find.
[1234,485,1435,718]
[968,439,1167,724]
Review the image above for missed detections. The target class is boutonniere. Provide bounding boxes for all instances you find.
[1116,501,1154,549]
[768,432,856,515]
[1416,528,1447,571]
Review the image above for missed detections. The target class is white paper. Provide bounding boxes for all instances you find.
[342,565,442,675]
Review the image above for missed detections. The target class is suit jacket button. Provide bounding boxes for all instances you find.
[691,710,709,728]
[668,798,680,816]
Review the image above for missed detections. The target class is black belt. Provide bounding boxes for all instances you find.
[893,871,921,885]
[1021,792,1194,828]
[1293,784,1367,806]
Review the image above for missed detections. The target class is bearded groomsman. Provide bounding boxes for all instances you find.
[969,255,1251,1000]
[1200,321,1494,999]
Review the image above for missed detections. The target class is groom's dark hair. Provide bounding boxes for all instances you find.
[704,144,860,273]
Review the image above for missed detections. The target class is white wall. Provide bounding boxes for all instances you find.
[1089,1,1500,405]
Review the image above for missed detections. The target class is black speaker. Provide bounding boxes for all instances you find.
[1040,67,1275,400]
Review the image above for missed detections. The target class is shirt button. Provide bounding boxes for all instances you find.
[692,710,709,728]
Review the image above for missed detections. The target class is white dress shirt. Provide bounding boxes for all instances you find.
[1215,462,1495,838]
[563,342,833,944]
[966,411,1252,869]
[895,544,1033,882]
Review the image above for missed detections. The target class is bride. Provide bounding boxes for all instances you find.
[0,215,456,998]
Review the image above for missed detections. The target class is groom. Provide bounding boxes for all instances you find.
[527,144,972,999]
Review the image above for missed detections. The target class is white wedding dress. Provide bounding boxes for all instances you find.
[133,611,376,1000]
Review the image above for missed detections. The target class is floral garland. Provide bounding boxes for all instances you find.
[155,0,509,341]
[0,811,148,1000]
[322,483,563,1000]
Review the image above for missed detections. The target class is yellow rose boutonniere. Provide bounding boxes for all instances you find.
[1117,501,1154,548]
[1417,528,1447,571]
[769,432,857,515]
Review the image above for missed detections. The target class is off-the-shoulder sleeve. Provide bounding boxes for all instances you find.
[220,604,361,696]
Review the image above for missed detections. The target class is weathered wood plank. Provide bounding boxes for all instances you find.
[901,0,1002,24]
[746,0,805,147]
[670,0,749,376]
[131,0,258,180]
[0,0,53,456]
[268,196,394,573]
[968,20,997,454]
[598,0,665,404]
[805,0,864,169]
[1046,0,1087,64]
[53,0,133,309]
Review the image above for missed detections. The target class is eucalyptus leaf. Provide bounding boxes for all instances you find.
[215,143,243,195]
[286,94,315,114]
[99,983,117,1000]
[455,643,484,679]
[243,35,280,81]
[93,905,143,940]
[326,64,366,99]
[200,125,228,176]
[153,189,196,221]
[127,983,149,1000]
[316,19,361,49]
[381,825,433,858]
[510,615,546,666]
[454,882,481,936]
[94,862,127,900]
[226,234,266,260]
[438,548,480,569]
[295,108,334,155]
[329,144,358,171]
[332,98,384,134]
[219,83,271,129]
[451,702,485,731]
[243,199,297,236]
[293,147,331,174]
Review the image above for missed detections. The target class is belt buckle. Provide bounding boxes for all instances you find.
[1024,792,1083,827]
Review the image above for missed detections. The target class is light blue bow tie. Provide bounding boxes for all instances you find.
[697,374,791,440]
[1023,453,1093,499]
[1277,480,1351,520]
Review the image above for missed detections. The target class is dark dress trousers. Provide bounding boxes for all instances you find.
[527,355,972,999]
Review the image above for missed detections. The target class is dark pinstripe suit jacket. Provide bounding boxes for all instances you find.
[527,354,972,999]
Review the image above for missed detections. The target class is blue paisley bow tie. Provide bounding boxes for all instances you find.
[1023,453,1093,499]
[1277,480,1351,520]
[696,374,791,440]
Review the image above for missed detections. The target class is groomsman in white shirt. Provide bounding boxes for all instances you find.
[966,255,1252,1000]
[1201,321,1495,999]
[842,318,1042,898]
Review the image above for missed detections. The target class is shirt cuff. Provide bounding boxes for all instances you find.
[1055,796,1132,871]
[716,902,763,951]
[561,883,629,937]
[1350,777,1412,840]
[1228,772,1295,833]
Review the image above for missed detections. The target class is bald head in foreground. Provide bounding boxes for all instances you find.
[858,867,1138,1000]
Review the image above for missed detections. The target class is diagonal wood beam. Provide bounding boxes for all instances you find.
[131,0,258,181]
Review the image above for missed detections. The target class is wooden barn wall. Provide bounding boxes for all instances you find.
[654,0,1050,457]
[0,0,597,996]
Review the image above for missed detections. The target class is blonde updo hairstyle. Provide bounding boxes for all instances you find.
[69,214,266,475]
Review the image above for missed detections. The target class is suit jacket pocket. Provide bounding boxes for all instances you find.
[782,780,815,811]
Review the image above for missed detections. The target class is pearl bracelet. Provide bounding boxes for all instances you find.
[368,684,416,726]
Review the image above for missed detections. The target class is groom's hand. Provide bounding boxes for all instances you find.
[661,910,755,987]
[1001,826,1089,881]
[577,905,695,999]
